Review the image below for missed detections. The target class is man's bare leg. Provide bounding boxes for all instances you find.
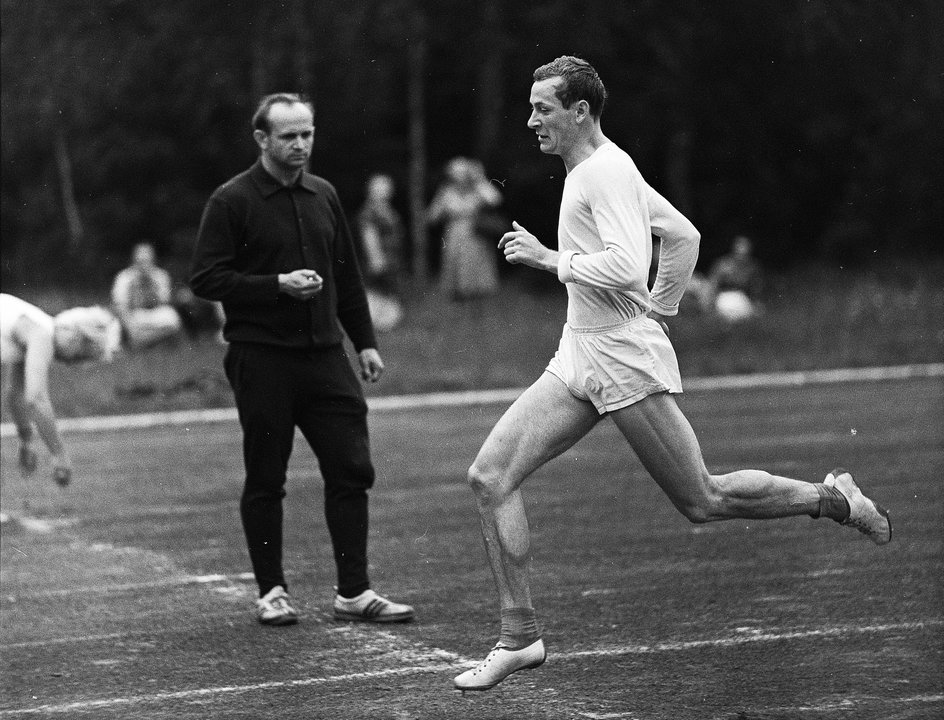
[468,372,600,607]
[455,372,599,690]
[609,392,890,541]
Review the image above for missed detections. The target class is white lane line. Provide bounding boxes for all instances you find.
[1,364,941,438]
[561,620,942,658]
[0,572,256,603]
[577,694,944,719]
[0,664,458,716]
[0,620,938,715]
[758,694,944,714]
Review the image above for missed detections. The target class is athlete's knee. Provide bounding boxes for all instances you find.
[673,475,727,524]
[466,460,509,505]
[676,501,714,524]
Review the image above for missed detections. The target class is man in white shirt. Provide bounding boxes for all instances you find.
[454,55,891,692]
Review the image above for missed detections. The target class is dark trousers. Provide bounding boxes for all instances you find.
[224,342,375,598]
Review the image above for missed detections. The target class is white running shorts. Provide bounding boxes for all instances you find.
[545,315,683,414]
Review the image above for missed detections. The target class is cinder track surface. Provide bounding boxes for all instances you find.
[1,376,941,719]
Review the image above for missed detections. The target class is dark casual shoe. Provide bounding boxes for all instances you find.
[333,589,414,623]
[454,639,546,691]
[824,468,891,545]
[256,586,299,626]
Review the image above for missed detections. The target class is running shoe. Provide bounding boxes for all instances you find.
[256,586,299,626]
[824,468,892,545]
[454,639,546,691]
[333,589,414,623]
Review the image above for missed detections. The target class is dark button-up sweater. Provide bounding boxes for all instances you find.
[190,161,377,352]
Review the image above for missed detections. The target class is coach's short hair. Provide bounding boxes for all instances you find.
[251,93,315,134]
[533,56,607,118]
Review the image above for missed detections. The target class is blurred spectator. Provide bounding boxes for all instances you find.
[427,157,503,301]
[1,293,120,487]
[356,173,405,332]
[111,241,183,348]
[708,235,763,322]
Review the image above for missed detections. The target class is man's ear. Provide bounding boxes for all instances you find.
[253,129,268,150]
[574,99,590,124]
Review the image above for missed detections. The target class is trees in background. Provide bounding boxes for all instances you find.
[1,0,940,288]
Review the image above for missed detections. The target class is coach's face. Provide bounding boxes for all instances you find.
[528,78,577,157]
[254,102,314,174]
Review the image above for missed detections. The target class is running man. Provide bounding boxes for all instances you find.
[453,56,891,692]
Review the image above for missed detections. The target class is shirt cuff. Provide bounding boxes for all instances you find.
[557,250,578,283]
[649,296,678,317]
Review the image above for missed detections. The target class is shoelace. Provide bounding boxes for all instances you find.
[470,646,504,676]
[260,596,293,614]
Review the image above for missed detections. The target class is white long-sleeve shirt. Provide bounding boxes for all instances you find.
[0,294,54,365]
[555,142,700,329]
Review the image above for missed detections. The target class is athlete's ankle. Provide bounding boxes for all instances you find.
[499,606,541,650]
[810,483,850,521]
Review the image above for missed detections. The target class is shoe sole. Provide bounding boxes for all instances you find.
[455,653,547,692]
[334,610,415,623]
[257,614,299,626]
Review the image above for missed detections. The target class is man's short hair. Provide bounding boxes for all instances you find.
[533,56,607,118]
[251,93,315,134]
[54,306,122,363]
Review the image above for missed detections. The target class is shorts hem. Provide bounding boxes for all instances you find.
[599,383,682,414]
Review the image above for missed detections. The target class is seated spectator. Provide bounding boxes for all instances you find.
[708,235,764,322]
[111,242,183,348]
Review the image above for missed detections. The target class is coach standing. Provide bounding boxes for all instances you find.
[190,93,414,626]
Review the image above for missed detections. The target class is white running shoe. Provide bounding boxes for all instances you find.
[454,639,546,691]
[256,586,299,626]
[333,589,415,623]
[824,468,892,545]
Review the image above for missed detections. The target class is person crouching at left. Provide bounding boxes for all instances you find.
[1,294,121,486]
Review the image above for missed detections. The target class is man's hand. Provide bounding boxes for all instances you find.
[50,453,73,487]
[498,221,559,273]
[279,269,323,300]
[358,348,384,383]
[648,311,670,336]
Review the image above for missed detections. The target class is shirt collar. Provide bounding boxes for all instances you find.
[251,159,319,197]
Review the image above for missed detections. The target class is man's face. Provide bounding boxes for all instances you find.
[528,78,576,157]
[256,102,314,173]
[132,244,155,268]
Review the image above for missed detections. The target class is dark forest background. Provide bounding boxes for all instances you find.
[2,0,941,291]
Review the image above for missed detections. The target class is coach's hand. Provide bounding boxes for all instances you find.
[499,221,559,273]
[279,269,323,300]
[358,348,385,383]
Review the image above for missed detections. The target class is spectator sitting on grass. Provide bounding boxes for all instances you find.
[111,241,183,349]
[708,235,764,322]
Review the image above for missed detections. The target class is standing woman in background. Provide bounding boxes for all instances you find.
[427,157,503,301]
[0,293,121,487]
